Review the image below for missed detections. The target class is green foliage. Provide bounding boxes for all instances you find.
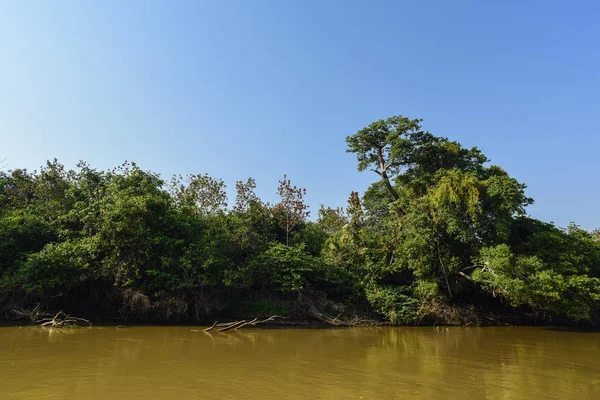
[474,237,600,322]
[365,284,420,324]
[253,242,319,292]
[14,239,96,294]
[0,210,55,275]
[316,205,347,236]
[238,299,290,317]
[343,115,600,324]
[292,221,327,256]
[169,173,227,215]
[0,114,598,326]
[345,116,424,175]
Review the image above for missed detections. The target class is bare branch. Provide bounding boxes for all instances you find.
[203,320,218,331]
[217,320,247,332]
[233,318,258,330]
[202,315,288,333]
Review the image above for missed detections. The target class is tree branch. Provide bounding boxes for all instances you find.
[375,147,400,202]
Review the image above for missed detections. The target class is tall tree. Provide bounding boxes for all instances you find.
[169,173,227,215]
[233,177,259,212]
[273,175,309,246]
[346,115,489,209]
[345,116,422,201]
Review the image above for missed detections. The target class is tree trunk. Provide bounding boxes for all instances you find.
[377,148,400,202]
[381,170,400,201]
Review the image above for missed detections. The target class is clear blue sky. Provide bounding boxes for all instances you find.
[1,1,598,229]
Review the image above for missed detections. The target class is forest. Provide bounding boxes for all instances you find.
[1,115,599,326]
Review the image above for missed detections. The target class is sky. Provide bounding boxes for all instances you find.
[1,1,598,229]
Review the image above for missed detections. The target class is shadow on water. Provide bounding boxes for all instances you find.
[541,325,600,333]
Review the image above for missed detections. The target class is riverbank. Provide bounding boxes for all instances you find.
[2,290,582,328]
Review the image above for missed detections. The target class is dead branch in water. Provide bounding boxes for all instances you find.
[11,304,50,323]
[233,318,258,331]
[203,320,219,331]
[203,315,285,332]
[11,306,91,328]
[35,311,92,328]
[218,319,248,332]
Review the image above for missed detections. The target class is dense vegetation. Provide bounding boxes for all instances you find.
[2,115,599,326]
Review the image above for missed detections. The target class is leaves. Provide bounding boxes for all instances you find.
[169,173,227,215]
[253,242,318,292]
[0,115,599,326]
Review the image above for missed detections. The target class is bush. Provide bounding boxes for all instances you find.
[365,284,420,324]
[253,242,319,292]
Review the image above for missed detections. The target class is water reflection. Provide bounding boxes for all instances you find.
[0,326,598,399]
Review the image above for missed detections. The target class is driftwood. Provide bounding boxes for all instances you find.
[203,320,219,331]
[217,320,248,332]
[12,306,91,328]
[35,311,91,328]
[11,304,47,323]
[203,315,285,332]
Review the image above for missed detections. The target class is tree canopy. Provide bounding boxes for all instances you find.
[1,116,598,326]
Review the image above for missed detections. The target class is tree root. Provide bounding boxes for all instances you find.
[298,297,377,326]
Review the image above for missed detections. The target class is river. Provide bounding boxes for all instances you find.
[0,326,598,399]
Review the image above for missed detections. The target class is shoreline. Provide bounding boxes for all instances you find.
[1,318,593,330]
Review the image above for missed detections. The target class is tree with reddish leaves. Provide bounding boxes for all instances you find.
[233,177,259,212]
[347,191,363,223]
[273,174,309,246]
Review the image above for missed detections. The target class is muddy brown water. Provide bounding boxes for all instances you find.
[0,326,598,399]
